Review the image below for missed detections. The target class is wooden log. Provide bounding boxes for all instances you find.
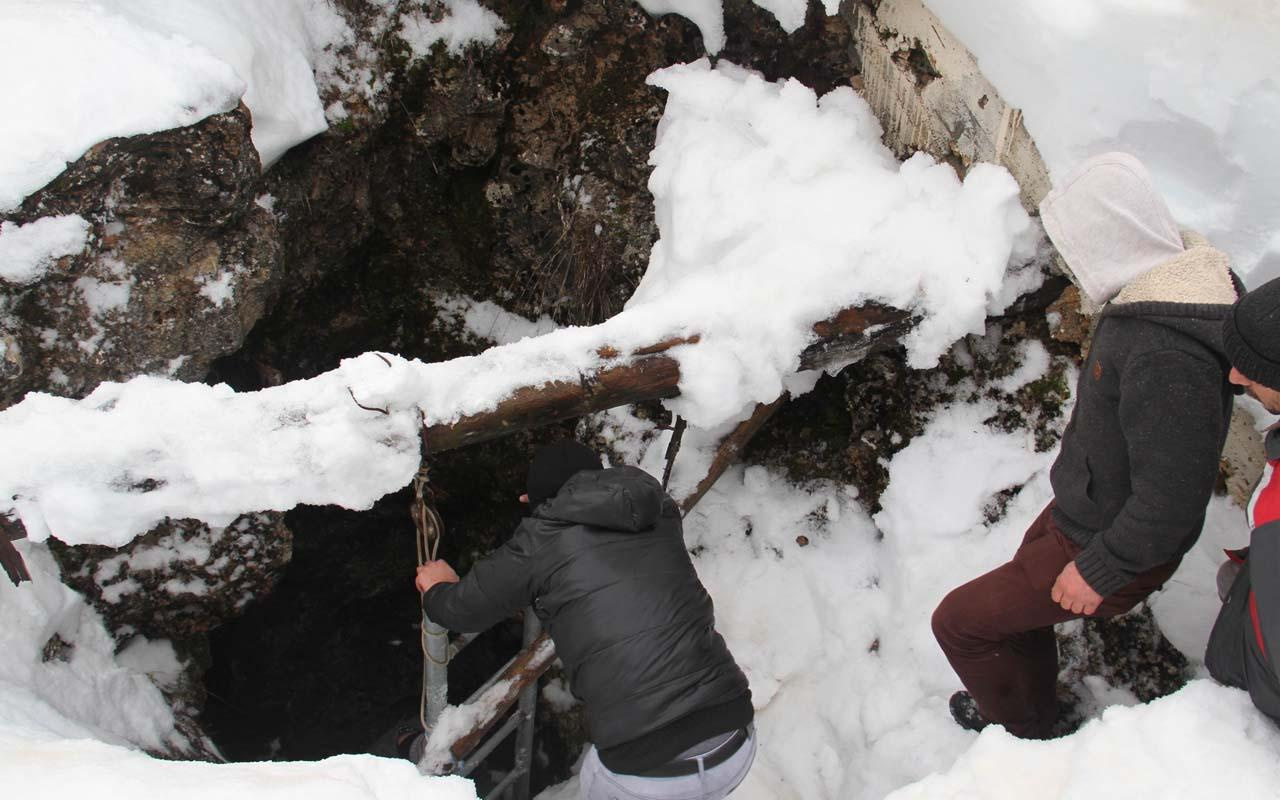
[447,632,557,764]
[800,304,916,370]
[678,395,789,514]
[427,354,683,452]
[671,305,918,512]
[425,304,914,452]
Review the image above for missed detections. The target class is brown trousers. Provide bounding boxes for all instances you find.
[931,504,1180,738]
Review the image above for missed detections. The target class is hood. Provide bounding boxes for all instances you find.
[535,466,667,533]
[1110,230,1238,306]
[1103,230,1239,357]
[1041,152,1186,305]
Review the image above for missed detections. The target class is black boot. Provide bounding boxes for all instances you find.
[949,691,990,733]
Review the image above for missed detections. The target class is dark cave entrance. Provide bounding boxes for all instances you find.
[198,440,581,793]
[194,219,587,789]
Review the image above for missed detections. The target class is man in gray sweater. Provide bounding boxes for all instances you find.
[933,152,1240,738]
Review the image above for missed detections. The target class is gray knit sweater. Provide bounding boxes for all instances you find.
[1050,246,1238,596]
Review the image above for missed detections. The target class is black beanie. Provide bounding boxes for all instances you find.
[526,439,602,510]
[1224,277,1280,389]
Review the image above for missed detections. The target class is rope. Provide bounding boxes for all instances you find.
[413,427,449,732]
[413,466,444,564]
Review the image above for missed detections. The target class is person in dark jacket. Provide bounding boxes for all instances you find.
[414,439,755,800]
[932,152,1240,739]
[1206,276,1280,724]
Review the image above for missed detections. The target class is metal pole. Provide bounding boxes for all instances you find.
[448,631,481,661]
[458,712,525,778]
[424,615,450,729]
[485,760,523,799]
[512,608,542,800]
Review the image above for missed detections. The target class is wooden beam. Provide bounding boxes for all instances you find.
[671,305,919,513]
[447,632,557,763]
[800,304,915,370]
[426,353,683,452]
[678,395,789,514]
[424,304,914,452]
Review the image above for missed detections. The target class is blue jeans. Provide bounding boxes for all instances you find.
[578,727,757,800]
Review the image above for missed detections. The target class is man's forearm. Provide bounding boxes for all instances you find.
[422,576,509,633]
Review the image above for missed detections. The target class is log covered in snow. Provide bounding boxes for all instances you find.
[423,303,915,453]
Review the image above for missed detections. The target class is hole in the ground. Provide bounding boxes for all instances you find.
[199,438,582,793]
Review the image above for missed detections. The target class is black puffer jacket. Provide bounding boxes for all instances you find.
[423,466,750,767]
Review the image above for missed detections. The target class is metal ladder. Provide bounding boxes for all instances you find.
[419,607,557,799]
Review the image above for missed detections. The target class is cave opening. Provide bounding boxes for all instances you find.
[198,437,582,793]
[195,212,588,791]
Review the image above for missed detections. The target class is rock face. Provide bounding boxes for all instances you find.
[51,513,292,640]
[1,104,279,409]
[231,0,861,387]
[749,301,1078,512]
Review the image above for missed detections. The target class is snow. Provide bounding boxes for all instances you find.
[0,215,91,285]
[0,2,242,211]
[635,1,727,53]
[634,0,841,52]
[2,731,478,800]
[432,293,559,345]
[400,0,506,58]
[1148,494,1251,663]
[640,60,1040,382]
[0,542,186,752]
[883,681,1280,800]
[5,3,1280,799]
[418,675,516,774]
[116,636,186,691]
[922,0,1280,287]
[639,1,1280,285]
[199,264,248,309]
[541,678,580,714]
[0,541,479,797]
[614,385,1061,798]
[72,259,135,355]
[0,366,422,547]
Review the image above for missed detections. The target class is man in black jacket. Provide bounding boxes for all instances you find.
[932,152,1240,738]
[1205,276,1280,724]
[415,439,755,800]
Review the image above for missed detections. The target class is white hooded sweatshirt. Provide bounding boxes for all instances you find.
[1040,151,1235,306]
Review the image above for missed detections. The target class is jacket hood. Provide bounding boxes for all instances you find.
[1041,152,1186,305]
[1102,229,1239,357]
[535,466,667,532]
